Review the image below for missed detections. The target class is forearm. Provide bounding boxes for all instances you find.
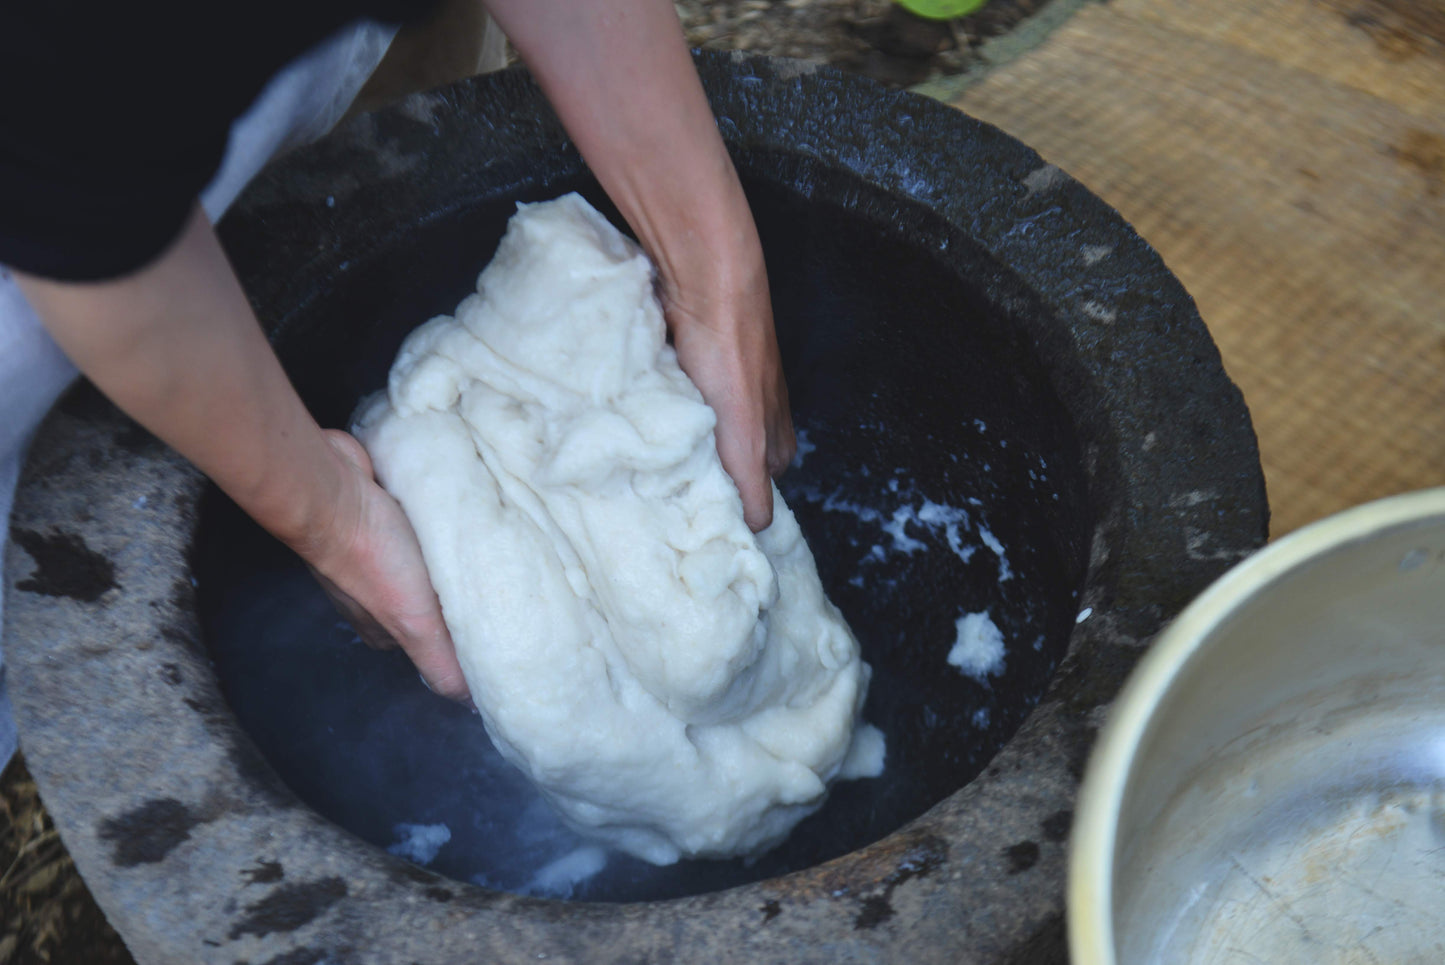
[484,0,793,528]
[483,0,763,298]
[14,205,346,554]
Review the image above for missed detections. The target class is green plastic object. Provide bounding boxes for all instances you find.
[895,0,987,21]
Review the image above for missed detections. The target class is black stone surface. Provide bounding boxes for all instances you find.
[196,169,1093,903]
[5,53,1266,964]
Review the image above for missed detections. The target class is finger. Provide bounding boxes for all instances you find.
[348,612,400,652]
[399,615,471,703]
[756,337,796,479]
[766,400,797,478]
[386,566,472,703]
[714,413,774,532]
[734,462,774,533]
[324,428,375,476]
[310,566,399,650]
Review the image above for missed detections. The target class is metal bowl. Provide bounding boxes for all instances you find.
[1070,488,1445,964]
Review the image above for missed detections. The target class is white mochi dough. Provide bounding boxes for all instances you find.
[354,194,883,864]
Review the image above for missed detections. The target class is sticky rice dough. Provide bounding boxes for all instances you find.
[354,193,883,864]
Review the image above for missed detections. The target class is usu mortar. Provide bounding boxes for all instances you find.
[4,53,1265,964]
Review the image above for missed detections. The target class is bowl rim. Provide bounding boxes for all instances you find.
[1067,485,1445,965]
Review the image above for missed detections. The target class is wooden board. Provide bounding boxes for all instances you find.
[950,0,1445,536]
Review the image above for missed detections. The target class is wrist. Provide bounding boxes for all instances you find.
[651,198,769,324]
[246,429,359,565]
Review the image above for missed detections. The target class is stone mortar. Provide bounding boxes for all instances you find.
[5,53,1266,965]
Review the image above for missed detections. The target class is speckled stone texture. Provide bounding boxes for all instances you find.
[5,53,1265,964]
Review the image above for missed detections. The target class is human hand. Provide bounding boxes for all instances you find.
[664,256,796,533]
[16,208,468,702]
[301,430,471,703]
[484,0,796,528]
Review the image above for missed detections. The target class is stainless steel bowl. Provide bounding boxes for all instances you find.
[1071,488,1445,965]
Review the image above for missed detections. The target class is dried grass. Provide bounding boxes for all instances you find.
[0,755,133,965]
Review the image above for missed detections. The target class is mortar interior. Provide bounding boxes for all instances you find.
[194,166,1091,903]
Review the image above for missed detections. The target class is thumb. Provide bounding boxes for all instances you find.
[408,622,472,704]
[714,413,774,532]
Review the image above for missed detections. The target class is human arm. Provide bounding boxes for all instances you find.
[483,0,796,531]
[13,205,471,702]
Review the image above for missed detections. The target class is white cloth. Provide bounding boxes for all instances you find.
[0,20,401,769]
[356,196,883,863]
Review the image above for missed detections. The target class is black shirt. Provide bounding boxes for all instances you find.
[0,1,438,281]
